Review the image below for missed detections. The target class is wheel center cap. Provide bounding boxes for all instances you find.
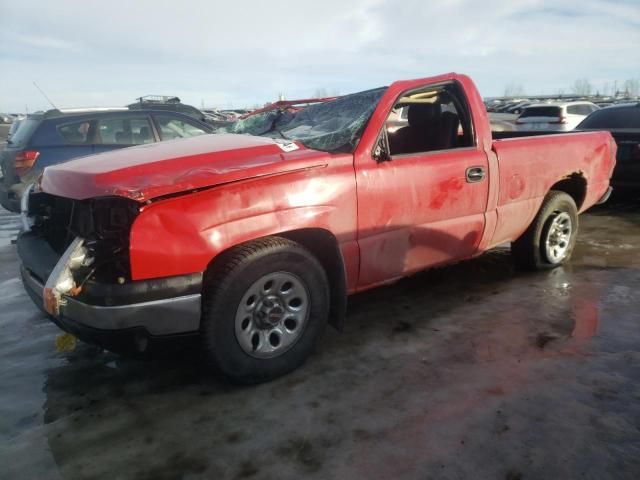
[256,296,285,327]
[549,225,564,245]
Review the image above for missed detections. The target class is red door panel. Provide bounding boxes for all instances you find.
[355,148,489,288]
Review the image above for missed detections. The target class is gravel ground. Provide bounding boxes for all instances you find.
[1,197,639,480]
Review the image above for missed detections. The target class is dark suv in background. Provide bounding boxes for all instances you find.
[577,102,640,189]
[0,108,213,212]
[128,95,211,123]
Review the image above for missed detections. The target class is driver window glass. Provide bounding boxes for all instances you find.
[58,120,95,144]
[385,83,473,156]
[96,116,154,145]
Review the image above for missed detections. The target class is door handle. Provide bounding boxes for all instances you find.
[466,166,486,183]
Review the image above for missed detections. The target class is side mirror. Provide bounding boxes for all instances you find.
[373,131,391,162]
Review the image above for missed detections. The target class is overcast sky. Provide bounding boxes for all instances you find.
[1,0,639,112]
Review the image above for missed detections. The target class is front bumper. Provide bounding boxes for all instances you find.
[18,231,203,352]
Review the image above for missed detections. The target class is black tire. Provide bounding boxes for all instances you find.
[511,191,579,271]
[201,237,329,384]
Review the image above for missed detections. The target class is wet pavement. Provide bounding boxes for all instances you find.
[1,197,640,480]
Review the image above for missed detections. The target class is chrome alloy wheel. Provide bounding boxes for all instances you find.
[544,211,573,264]
[234,271,310,358]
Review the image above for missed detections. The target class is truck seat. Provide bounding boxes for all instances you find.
[389,103,459,154]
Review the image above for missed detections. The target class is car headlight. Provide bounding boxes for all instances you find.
[44,238,93,315]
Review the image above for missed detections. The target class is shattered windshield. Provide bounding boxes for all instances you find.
[220,87,387,153]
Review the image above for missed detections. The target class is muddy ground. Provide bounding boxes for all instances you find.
[1,196,639,480]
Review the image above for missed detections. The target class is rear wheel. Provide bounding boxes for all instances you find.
[201,237,329,384]
[512,191,578,270]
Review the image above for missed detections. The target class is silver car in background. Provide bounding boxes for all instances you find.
[516,101,600,131]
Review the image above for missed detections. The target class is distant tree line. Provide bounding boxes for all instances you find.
[571,78,639,97]
[503,78,639,98]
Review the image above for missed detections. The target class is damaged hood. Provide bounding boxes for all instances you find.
[40,134,330,201]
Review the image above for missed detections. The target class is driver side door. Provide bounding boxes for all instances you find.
[354,81,489,288]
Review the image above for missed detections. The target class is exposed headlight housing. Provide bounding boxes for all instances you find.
[44,238,93,315]
[20,183,35,232]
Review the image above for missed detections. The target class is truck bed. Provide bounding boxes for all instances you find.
[487,130,614,248]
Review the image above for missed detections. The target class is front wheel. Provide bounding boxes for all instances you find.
[201,237,330,384]
[512,191,579,271]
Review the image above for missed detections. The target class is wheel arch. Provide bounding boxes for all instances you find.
[549,173,587,211]
[204,228,348,331]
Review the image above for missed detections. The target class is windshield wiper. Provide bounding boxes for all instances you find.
[258,109,295,140]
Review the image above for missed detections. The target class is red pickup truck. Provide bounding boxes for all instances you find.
[18,73,615,383]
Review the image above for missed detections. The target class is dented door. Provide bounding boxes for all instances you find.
[355,147,489,288]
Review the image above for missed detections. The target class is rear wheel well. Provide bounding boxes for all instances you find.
[549,174,587,210]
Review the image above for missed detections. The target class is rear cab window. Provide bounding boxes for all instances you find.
[8,120,23,137]
[8,118,40,146]
[520,106,561,118]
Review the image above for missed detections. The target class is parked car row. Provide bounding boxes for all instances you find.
[1,113,25,124]
[487,100,535,115]
[485,95,637,114]
[202,109,249,127]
